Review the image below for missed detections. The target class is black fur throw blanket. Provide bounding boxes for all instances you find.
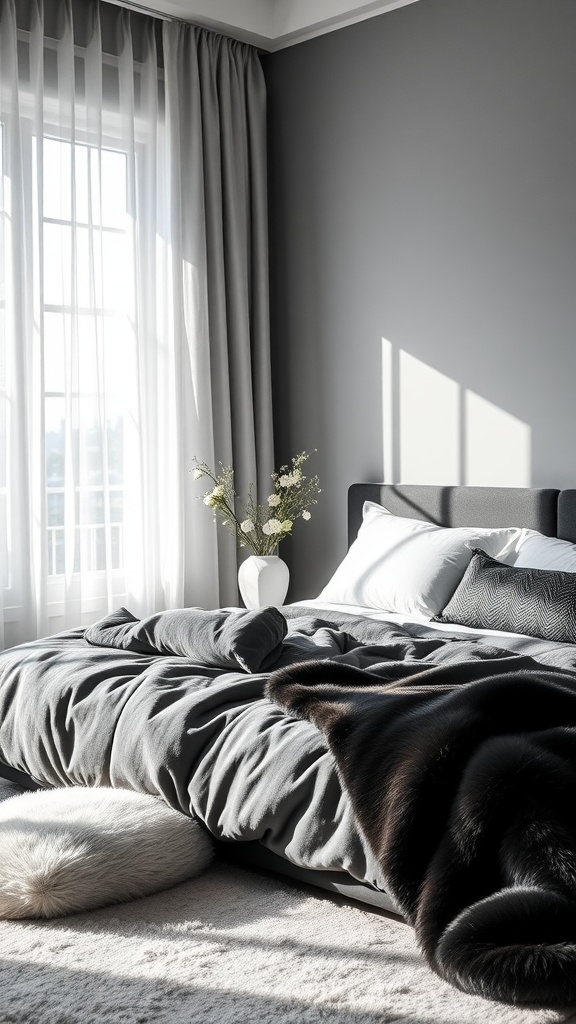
[267,654,576,1006]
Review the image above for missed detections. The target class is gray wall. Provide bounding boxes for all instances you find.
[262,0,576,600]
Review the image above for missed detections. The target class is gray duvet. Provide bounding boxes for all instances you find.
[2,603,576,901]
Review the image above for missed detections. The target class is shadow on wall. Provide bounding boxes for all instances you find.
[381,338,531,488]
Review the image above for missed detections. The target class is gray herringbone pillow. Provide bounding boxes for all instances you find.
[433,548,576,643]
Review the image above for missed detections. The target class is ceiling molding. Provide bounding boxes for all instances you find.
[107,0,423,50]
[268,0,422,52]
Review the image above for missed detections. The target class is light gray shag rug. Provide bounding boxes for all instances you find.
[0,782,575,1024]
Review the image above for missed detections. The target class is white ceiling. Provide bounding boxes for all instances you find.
[113,0,422,50]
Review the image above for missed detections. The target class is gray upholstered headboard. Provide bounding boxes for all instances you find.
[347,485,576,547]
[558,490,576,544]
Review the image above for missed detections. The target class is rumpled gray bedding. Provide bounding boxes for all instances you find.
[85,605,287,673]
[3,604,576,919]
[0,606,389,892]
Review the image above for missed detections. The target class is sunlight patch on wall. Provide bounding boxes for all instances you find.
[381,338,531,486]
[381,337,394,483]
[465,390,531,487]
[398,350,460,485]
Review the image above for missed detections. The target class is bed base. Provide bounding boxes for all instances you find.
[218,840,400,914]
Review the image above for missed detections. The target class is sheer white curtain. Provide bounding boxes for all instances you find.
[0,0,273,648]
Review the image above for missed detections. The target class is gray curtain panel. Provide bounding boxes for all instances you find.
[164,22,275,606]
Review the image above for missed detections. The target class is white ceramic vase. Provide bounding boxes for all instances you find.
[238,555,290,609]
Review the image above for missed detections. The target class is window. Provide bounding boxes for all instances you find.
[40,137,136,576]
[1,93,143,642]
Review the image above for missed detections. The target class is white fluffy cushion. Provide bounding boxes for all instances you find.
[0,787,213,919]
[512,529,576,572]
[317,502,523,617]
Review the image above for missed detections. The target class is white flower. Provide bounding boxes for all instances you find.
[203,485,224,507]
[279,473,301,488]
[263,518,283,535]
[279,469,302,487]
[281,519,292,531]
[267,493,281,507]
[241,518,254,533]
[193,468,203,479]
[302,510,311,521]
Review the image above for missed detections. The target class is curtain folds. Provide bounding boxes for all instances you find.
[0,0,273,648]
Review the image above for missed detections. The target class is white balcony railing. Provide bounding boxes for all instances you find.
[47,522,124,576]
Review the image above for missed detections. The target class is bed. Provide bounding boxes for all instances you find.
[3,482,576,1006]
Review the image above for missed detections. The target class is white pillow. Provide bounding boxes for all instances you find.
[512,529,576,572]
[317,501,523,618]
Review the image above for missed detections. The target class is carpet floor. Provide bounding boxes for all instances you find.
[1,849,576,1024]
[1,781,576,1024]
